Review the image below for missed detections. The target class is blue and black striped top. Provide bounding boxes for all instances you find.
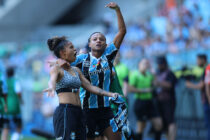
[72,43,118,109]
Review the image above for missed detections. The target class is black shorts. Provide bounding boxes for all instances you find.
[53,104,86,140]
[83,107,114,138]
[0,115,5,129]
[134,99,160,122]
[157,100,176,129]
[3,114,22,129]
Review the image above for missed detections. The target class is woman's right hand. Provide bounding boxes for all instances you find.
[47,60,57,67]
[105,2,120,10]
[43,87,55,97]
[48,59,69,67]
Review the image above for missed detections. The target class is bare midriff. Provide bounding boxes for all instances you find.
[58,91,81,107]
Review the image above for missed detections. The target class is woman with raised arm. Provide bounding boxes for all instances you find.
[44,36,118,140]
[53,2,126,140]
[74,2,125,140]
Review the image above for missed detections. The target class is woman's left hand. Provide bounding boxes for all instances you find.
[112,92,119,98]
[105,2,119,10]
[43,87,55,97]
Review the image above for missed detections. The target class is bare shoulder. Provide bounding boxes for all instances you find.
[73,66,81,74]
[50,64,61,74]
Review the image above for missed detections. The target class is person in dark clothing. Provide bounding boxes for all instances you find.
[186,55,210,140]
[154,56,177,140]
[124,58,162,140]
[0,66,8,140]
[205,64,210,140]
[3,67,23,140]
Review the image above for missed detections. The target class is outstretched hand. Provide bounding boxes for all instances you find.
[43,87,55,97]
[105,2,119,10]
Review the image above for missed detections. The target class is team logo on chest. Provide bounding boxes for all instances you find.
[93,61,101,68]
[89,64,110,76]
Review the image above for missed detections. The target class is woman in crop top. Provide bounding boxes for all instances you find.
[44,36,118,140]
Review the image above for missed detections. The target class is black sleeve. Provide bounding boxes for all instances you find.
[166,71,177,86]
[201,72,205,81]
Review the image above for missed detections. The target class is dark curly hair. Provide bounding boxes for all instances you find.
[47,36,68,58]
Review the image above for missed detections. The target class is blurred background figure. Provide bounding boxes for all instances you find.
[114,52,129,96]
[192,54,207,79]
[110,52,129,114]
[154,56,177,140]
[185,54,209,140]
[3,67,23,140]
[0,62,8,140]
[124,58,162,140]
[204,64,210,140]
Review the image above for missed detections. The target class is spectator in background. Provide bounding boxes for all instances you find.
[3,67,23,140]
[186,54,208,110]
[79,44,90,54]
[114,53,129,90]
[191,54,207,79]
[204,64,210,140]
[154,56,177,140]
[124,58,162,140]
[0,64,8,140]
[186,55,209,140]
[109,53,128,115]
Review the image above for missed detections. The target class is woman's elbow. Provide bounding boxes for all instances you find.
[82,83,91,91]
[121,28,126,35]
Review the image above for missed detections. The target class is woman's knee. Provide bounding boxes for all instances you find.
[136,121,146,133]
[153,118,163,131]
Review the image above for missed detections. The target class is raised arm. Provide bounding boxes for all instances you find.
[43,65,60,97]
[106,2,126,49]
[76,68,118,98]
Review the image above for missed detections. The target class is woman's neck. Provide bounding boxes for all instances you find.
[91,50,103,59]
[61,62,71,70]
